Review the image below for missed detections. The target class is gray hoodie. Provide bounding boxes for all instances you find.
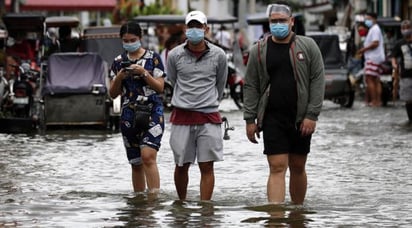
[167,41,228,113]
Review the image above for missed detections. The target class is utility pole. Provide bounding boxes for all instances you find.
[0,0,5,20]
[11,0,20,13]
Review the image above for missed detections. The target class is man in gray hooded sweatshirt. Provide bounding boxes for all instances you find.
[167,10,228,201]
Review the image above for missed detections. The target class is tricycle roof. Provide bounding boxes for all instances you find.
[133,14,237,25]
[246,12,303,25]
[82,25,121,38]
[45,16,80,28]
[2,13,45,32]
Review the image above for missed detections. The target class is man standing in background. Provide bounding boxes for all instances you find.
[357,12,386,107]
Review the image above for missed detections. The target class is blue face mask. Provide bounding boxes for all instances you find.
[123,40,141,52]
[270,23,289,39]
[185,28,205,45]
[364,19,373,28]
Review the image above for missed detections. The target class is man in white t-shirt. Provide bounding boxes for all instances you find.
[358,12,386,107]
[214,25,232,50]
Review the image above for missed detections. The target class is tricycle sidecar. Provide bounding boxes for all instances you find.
[0,13,45,133]
[42,52,108,128]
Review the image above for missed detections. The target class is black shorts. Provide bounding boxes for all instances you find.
[262,114,311,155]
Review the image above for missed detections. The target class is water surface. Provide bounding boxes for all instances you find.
[1,100,411,227]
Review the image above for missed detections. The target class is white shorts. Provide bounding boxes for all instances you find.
[400,78,412,101]
[169,123,223,166]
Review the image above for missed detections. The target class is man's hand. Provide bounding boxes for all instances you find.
[300,118,316,136]
[246,122,260,144]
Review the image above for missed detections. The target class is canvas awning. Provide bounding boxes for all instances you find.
[5,0,116,11]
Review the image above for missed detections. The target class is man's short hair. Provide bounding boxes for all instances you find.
[366,12,378,19]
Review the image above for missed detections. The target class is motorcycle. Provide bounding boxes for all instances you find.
[348,59,393,106]
[224,52,244,110]
[0,61,41,132]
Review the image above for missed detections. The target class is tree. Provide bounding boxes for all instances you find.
[112,0,180,24]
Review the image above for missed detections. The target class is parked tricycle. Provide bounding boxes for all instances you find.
[40,17,118,130]
[0,13,44,133]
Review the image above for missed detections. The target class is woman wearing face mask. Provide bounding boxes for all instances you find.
[390,19,412,125]
[243,1,325,204]
[166,10,228,201]
[109,21,166,194]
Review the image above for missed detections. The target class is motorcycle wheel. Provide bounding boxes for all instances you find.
[162,82,173,110]
[381,81,392,107]
[230,83,244,110]
[340,89,355,108]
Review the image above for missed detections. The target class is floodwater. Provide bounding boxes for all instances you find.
[1,99,412,227]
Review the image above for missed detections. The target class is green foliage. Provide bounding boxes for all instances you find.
[124,1,181,20]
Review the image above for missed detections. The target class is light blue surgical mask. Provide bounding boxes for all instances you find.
[364,19,373,28]
[123,40,141,52]
[270,23,290,39]
[185,28,204,45]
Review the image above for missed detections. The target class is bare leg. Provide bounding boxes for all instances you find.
[374,77,382,106]
[174,163,190,200]
[267,154,288,203]
[141,146,160,193]
[289,154,308,205]
[365,75,376,106]
[132,164,146,192]
[198,162,215,201]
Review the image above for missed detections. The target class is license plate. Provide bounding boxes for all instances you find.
[13,97,29,104]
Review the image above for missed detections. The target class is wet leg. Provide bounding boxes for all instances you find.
[365,75,377,106]
[141,146,160,193]
[198,161,214,201]
[289,154,308,205]
[267,154,288,203]
[374,77,382,106]
[174,163,190,200]
[132,164,146,192]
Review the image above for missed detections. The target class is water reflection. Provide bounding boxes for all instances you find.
[117,193,163,227]
[165,200,219,227]
[117,194,221,227]
[242,204,314,227]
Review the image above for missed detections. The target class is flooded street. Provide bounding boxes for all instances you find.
[1,99,412,227]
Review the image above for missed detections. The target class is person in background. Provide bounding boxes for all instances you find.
[167,10,228,201]
[160,25,186,73]
[109,21,166,194]
[243,1,324,205]
[58,25,81,52]
[347,22,368,87]
[357,12,386,107]
[390,19,412,124]
[384,29,397,56]
[214,25,233,50]
[6,31,36,63]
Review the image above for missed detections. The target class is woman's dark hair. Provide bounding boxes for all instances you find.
[119,21,142,38]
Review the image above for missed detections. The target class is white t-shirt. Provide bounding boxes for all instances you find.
[214,30,232,49]
[363,24,386,63]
